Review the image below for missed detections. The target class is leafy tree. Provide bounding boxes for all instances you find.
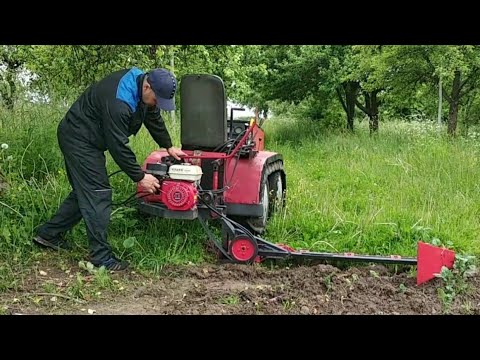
[380,45,480,135]
[0,45,31,110]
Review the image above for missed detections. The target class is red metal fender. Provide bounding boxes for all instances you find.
[224,151,281,205]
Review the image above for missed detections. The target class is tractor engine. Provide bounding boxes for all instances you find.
[140,161,203,212]
[161,179,197,211]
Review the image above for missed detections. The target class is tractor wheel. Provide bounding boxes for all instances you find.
[268,171,285,216]
[245,161,286,235]
[245,178,269,234]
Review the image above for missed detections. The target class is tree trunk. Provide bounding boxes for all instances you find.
[437,74,442,126]
[355,89,380,134]
[362,91,379,134]
[370,113,379,133]
[346,82,358,131]
[3,68,16,111]
[448,102,459,136]
[447,70,461,136]
[337,81,359,132]
[369,91,379,133]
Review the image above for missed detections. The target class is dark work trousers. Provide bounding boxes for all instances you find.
[36,118,113,264]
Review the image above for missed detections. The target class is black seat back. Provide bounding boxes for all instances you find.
[180,74,227,151]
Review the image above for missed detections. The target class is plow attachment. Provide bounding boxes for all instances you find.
[199,215,456,286]
[254,238,456,286]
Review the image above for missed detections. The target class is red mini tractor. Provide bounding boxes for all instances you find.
[137,74,285,259]
[136,74,456,285]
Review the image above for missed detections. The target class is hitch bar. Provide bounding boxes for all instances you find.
[254,236,418,265]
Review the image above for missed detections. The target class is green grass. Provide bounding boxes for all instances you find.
[263,117,480,257]
[1,104,480,291]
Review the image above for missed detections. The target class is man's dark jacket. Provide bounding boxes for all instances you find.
[62,67,173,183]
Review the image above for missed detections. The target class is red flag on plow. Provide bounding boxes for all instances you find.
[416,241,456,285]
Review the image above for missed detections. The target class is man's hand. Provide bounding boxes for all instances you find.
[139,174,161,194]
[167,146,186,161]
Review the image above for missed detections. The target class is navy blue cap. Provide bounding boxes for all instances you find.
[147,68,177,111]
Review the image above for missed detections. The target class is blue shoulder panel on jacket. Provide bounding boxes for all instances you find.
[116,67,144,112]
